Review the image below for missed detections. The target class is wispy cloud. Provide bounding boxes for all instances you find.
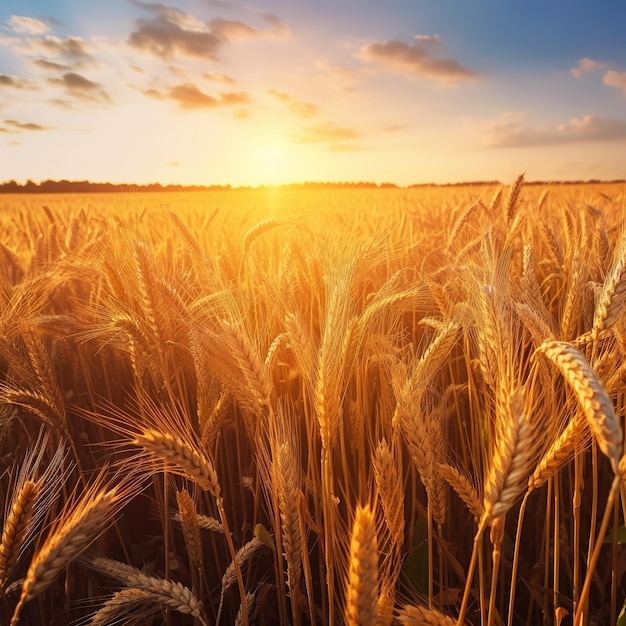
[48,72,111,104]
[604,70,626,95]
[128,2,289,60]
[203,71,236,84]
[295,121,358,143]
[144,82,250,109]
[23,36,92,59]
[414,33,441,45]
[32,59,73,72]
[3,119,51,131]
[571,57,612,78]
[313,60,359,92]
[488,113,626,148]
[358,35,477,84]
[268,90,317,119]
[0,73,37,89]
[6,15,50,35]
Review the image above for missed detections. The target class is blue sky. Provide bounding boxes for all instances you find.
[1,0,625,185]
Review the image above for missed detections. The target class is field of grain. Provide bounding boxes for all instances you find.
[0,180,625,626]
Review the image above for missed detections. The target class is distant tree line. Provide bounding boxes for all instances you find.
[0,179,404,193]
[0,178,622,194]
[0,179,233,193]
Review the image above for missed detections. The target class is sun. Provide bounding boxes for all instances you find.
[251,142,293,185]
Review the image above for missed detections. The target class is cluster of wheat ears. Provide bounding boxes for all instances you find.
[0,178,625,625]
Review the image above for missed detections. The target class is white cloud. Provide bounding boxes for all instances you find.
[7,15,50,35]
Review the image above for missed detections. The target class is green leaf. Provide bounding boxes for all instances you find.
[603,524,626,544]
[402,514,429,594]
[616,599,626,626]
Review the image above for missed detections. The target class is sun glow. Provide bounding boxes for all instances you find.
[251,142,295,185]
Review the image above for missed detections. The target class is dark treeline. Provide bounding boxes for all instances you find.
[0,179,402,193]
[0,178,623,194]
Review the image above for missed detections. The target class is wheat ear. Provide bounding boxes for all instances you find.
[505,172,524,224]
[86,553,207,623]
[537,340,623,473]
[176,489,203,571]
[275,441,303,618]
[592,238,626,338]
[528,413,588,491]
[242,218,283,256]
[10,485,123,626]
[397,603,457,625]
[345,504,378,626]
[134,428,220,496]
[216,536,268,623]
[88,589,154,626]
[483,390,541,521]
[235,591,257,626]
[173,511,223,533]
[0,480,39,586]
[438,463,483,522]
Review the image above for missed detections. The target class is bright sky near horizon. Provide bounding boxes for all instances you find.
[1,1,626,187]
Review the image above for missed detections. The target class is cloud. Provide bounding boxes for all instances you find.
[7,15,50,34]
[47,98,73,109]
[488,114,626,148]
[4,119,51,131]
[414,34,441,45]
[358,37,477,84]
[571,58,611,78]
[384,124,409,132]
[295,121,358,143]
[0,74,37,89]
[22,36,92,59]
[129,13,222,59]
[314,60,360,92]
[128,3,289,60]
[268,90,317,119]
[32,59,73,72]
[48,72,111,103]
[260,13,291,39]
[203,71,236,84]
[145,82,250,109]
[604,70,626,95]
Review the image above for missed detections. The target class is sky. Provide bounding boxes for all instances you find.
[1,0,626,187]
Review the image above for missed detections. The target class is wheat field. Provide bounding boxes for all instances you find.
[0,179,625,625]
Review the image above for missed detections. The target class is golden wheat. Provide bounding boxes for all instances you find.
[345,504,378,626]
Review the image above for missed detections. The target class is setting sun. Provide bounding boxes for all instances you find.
[251,143,293,185]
